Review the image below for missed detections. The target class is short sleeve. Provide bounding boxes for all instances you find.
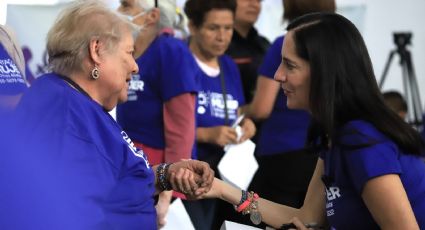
[258,36,284,79]
[340,121,402,193]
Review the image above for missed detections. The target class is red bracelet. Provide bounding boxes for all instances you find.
[236,197,252,212]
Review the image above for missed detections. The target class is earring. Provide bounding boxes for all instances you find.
[91,65,100,80]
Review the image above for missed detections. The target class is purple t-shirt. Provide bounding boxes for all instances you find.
[1,73,156,229]
[321,120,425,229]
[195,55,245,159]
[0,43,26,95]
[256,36,310,156]
[117,34,199,149]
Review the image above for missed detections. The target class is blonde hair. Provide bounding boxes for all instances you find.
[0,25,26,79]
[47,0,134,76]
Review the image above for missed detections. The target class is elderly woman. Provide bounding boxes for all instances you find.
[196,13,425,229]
[0,25,27,114]
[0,1,213,229]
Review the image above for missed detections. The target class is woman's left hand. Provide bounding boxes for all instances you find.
[167,159,214,196]
[239,118,256,142]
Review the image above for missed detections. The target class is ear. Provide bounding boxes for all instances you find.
[88,37,102,65]
[144,8,160,27]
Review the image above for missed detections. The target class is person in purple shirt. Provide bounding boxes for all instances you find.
[115,0,200,226]
[0,1,213,229]
[183,0,256,229]
[192,13,425,229]
[0,25,27,114]
[237,2,336,226]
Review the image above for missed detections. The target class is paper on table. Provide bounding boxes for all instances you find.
[218,139,258,190]
[163,198,195,230]
[220,220,262,230]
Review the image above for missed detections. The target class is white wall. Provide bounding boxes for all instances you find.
[250,0,425,114]
[363,0,425,115]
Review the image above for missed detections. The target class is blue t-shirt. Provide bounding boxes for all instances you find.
[0,43,26,95]
[321,120,425,229]
[256,36,310,156]
[117,34,199,149]
[0,73,156,230]
[195,55,245,160]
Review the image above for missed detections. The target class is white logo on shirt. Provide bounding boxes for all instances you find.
[197,91,239,119]
[127,74,144,101]
[325,186,341,217]
[121,131,150,168]
[0,58,25,85]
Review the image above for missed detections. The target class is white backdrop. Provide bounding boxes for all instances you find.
[4,0,425,113]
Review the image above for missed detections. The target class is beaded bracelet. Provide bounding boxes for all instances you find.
[235,191,262,225]
[156,163,172,191]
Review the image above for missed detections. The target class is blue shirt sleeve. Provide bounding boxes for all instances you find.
[339,121,402,193]
[159,36,199,101]
[258,36,284,79]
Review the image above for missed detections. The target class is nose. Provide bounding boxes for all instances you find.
[273,63,286,82]
[131,59,139,74]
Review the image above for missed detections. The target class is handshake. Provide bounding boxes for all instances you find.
[157,159,215,197]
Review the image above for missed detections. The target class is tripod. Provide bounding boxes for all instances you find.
[379,32,423,129]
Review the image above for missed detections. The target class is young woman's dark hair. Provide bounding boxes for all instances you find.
[287,12,425,155]
[184,0,236,28]
[283,0,336,22]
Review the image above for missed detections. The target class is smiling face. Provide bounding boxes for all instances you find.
[274,31,311,110]
[189,9,234,60]
[97,28,138,110]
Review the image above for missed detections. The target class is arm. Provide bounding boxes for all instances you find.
[239,76,280,120]
[362,174,419,229]
[201,159,326,228]
[163,93,196,163]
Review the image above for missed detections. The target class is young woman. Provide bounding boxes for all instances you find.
[196,12,425,229]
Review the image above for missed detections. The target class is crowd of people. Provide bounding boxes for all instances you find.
[1,0,425,229]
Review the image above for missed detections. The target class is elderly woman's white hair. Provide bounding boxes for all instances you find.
[136,0,186,35]
[47,0,135,77]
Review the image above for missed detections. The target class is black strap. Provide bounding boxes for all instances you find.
[59,75,92,100]
[218,61,229,125]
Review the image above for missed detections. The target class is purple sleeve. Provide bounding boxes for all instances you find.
[258,36,284,79]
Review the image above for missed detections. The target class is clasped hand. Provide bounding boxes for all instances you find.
[166,159,214,196]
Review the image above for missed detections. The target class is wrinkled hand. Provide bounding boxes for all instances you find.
[167,159,214,196]
[239,118,256,143]
[209,126,238,147]
[186,177,222,200]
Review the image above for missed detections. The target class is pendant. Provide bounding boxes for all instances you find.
[250,210,262,225]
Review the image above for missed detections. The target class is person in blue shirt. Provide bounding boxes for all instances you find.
[0,1,213,229]
[183,0,256,229]
[193,13,425,229]
[0,25,27,115]
[115,0,200,226]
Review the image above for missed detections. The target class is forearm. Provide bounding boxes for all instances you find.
[196,127,212,144]
[215,178,300,228]
[163,93,196,163]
